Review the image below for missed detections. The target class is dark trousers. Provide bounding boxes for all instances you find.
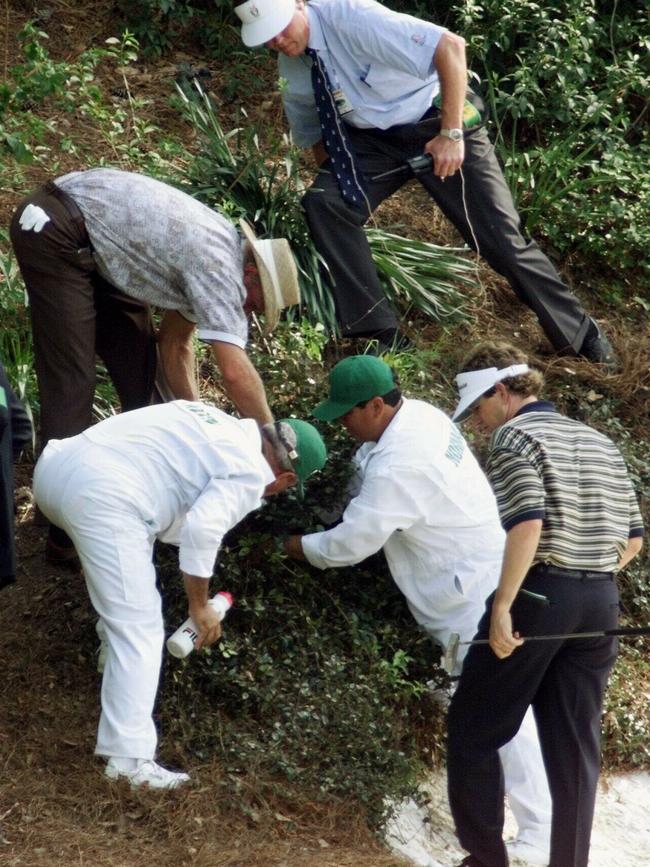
[447,570,619,867]
[302,121,590,349]
[0,360,32,586]
[9,183,157,446]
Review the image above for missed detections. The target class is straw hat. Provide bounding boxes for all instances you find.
[239,219,300,333]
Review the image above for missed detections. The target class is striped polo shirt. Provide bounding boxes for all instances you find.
[486,401,644,572]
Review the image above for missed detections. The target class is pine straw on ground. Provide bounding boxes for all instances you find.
[0,492,408,867]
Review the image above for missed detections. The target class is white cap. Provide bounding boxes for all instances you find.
[452,364,530,422]
[235,0,296,47]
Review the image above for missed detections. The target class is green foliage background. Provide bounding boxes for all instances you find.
[1,0,648,828]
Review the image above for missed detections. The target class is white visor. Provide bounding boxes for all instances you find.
[452,364,530,422]
[235,0,296,47]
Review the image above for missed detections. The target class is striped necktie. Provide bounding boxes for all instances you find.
[305,47,367,209]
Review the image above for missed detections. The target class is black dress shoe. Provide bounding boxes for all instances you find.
[360,328,414,355]
[45,537,81,572]
[579,320,618,371]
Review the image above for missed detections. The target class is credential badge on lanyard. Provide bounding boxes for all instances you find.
[331,88,354,117]
[312,7,354,117]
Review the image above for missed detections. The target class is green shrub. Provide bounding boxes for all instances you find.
[457,0,649,284]
[115,0,236,56]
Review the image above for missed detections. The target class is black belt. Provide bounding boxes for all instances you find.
[529,563,614,581]
[43,180,92,248]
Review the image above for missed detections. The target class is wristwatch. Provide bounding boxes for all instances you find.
[440,128,464,142]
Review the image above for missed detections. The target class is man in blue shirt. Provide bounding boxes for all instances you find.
[236,0,615,364]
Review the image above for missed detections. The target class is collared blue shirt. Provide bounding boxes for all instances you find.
[278,0,447,147]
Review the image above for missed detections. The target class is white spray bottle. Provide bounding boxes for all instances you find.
[166,591,233,659]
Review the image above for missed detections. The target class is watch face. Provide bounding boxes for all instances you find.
[449,128,463,141]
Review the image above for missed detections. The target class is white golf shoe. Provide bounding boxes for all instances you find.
[105,757,190,790]
[506,838,550,866]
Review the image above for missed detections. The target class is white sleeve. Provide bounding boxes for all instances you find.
[178,473,263,577]
[301,468,421,569]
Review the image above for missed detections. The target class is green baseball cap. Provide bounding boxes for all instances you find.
[278,418,327,490]
[312,356,396,421]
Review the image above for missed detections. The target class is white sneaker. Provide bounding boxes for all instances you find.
[105,758,190,790]
[506,839,550,866]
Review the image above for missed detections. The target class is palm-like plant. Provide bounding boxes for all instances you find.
[176,83,474,333]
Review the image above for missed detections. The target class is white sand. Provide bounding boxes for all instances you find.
[385,769,650,867]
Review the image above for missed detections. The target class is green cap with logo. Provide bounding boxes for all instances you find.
[277,418,327,489]
[312,355,396,422]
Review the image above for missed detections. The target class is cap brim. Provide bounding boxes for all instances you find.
[312,398,355,422]
[452,398,480,423]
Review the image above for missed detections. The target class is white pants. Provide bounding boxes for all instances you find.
[424,595,552,851]
[34,438,164,760]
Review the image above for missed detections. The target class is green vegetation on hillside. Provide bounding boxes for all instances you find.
[1,0,648,828]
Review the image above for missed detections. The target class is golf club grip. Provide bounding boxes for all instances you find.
[606,626,650,637]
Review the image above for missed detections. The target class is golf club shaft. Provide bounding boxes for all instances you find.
[463,625,650,647]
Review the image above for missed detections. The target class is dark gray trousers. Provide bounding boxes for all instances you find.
[447,569,619,867]
[302,121,590,349]
[10,183,157,447]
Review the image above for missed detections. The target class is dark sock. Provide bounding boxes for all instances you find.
[48,524,73,549]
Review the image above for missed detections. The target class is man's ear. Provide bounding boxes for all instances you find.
[370,395,385,416]
[264,471,298,497]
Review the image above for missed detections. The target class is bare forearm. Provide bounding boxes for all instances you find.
[158,311,199,400]
[618,536,643,570]
[490,519,542,657]
[210,342,274,425]
[494,520,543,611]
[159,340,198,400]
[434,32,467,129]
[183,572,210,610]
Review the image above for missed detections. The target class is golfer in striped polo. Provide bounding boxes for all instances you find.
[446,341,644,867]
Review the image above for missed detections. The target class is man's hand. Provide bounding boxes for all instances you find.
[189,601,222,651]
[489,603,524,659]
[425,136,465,179]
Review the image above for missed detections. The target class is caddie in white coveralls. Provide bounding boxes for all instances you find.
[285,356,551,865]
[33,400,326,789]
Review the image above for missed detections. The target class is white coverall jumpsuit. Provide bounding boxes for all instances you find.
[33,401,273,761]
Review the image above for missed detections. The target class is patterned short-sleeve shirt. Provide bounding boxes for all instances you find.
[56,169,248,347]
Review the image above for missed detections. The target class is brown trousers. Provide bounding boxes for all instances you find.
[10,182,158,446]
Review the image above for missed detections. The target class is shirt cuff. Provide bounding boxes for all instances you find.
[301,533,328,570]
[179,547,217,578]
[198,330,247,349]
[502,509,545,532]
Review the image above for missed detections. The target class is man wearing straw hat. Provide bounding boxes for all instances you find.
[10,168,300,564]
[284,355,553,865]
[447,341,643,867]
